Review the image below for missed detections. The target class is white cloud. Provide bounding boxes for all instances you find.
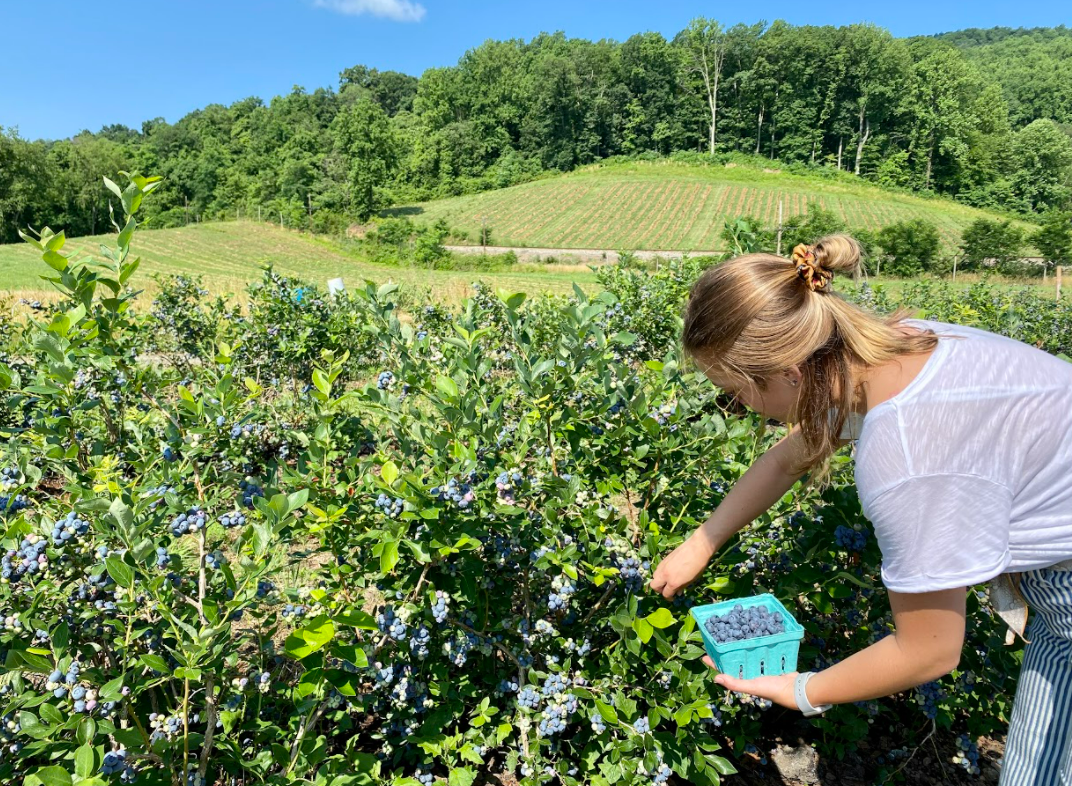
[313,0,427,22]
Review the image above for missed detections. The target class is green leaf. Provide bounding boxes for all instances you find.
[140,654,169,673]
[76,717,96,745]
[31,766,72,786]
[645,608,675,629]
[39,704,64,726]
[103,176,123,201]
[286,488,309,513]
[312,369,331,396]
[500,291,526,309]
[108,497,133,534]
[595,699,619,724]
[117,215,136,250]
[380,461,399,487]
[75,744,95,778]
[448,768,477,786]
[707,754,738,775]
[436,375,459,399]
[33,332,65,362]
[19,711,48,739]
[612,331,637,346]
[47,313,71,336]
[336,610,377,630]
[104,555,133,588]
[285,616,336,660]
[119,257,141,285]
[404,538,431,563]
[831,570,873,590]
[705,575,735,594]
[380,540,399,574]
[42,249,68,271]
[632,616,654,644]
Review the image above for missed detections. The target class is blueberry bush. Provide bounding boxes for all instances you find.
[0,173,1051,785]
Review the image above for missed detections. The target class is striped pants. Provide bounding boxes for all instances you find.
[1000,565,1072,785]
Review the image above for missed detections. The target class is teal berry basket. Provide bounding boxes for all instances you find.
[689,593,805,680]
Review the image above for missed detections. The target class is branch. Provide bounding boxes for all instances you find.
[452,617,521,670]
[887,719,937,781]
[581,581,618,626]
[286,699,329,774]
[197,675,217,778]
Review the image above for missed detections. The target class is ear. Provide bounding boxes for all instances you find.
[783,366,803,388]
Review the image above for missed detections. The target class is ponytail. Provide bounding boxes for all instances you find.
[681,234,937,478]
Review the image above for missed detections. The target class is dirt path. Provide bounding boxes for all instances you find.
[445,245,723,264]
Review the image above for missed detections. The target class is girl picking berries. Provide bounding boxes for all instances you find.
[649,235,1072,785]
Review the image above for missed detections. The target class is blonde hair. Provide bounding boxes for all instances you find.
[681,234,938,476]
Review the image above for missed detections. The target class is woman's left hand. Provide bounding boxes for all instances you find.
[702,656,799,710]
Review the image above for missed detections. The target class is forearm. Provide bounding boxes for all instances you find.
[804,633,960,707]
[696,428,806,551]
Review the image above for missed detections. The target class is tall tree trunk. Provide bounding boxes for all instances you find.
[755,105,764,155]
[709,104,716,155]
[707,68,720,154]
[853,112,870,176]
[695,40,725,155]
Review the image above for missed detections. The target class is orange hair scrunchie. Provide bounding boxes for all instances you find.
[792,243,833,292]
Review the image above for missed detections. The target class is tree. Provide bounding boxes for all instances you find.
[960,218,1026,270]
[340,65,419,116]
[619,33,683,155]
[1009,119,1072,211]
[331,98,398,220]
[876,219,941,277]
[837,25,912,175]
[678,18,729,154]
[1031,210,1072,273]
[780,202,846,251]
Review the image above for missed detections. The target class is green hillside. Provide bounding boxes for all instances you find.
[0,222,596,302]
[937,26,1072,127]
[402,160,1036,252]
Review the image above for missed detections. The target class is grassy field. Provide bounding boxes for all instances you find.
[0,222,599,305]
[1,171,1057,307]
[401,159,1037,251]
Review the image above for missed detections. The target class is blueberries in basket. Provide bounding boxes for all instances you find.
[704,603,785,644]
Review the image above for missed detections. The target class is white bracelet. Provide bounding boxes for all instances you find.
[794,672,833,717]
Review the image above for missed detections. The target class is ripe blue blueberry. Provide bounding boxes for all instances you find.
[704,604,786,644]
[834,525,868,552]
[169,507,207,537]
[430,590,450,624]
[221,511,247,529]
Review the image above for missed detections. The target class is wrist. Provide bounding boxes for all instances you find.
[794,672,833,717]
[691,522,721,560]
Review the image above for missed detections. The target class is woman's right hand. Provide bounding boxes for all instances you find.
[649,528,722,600]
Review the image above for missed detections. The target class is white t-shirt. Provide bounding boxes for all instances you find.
[854,319,1072,593]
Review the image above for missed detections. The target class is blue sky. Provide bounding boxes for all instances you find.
[2,0,1068,141]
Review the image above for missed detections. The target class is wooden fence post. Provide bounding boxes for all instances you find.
[776,198,784,257]
[952,255,958,282]
[1057,266,1063,302]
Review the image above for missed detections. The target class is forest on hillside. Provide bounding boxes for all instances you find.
[2,21,1071,243]
[938,25,1072,127]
